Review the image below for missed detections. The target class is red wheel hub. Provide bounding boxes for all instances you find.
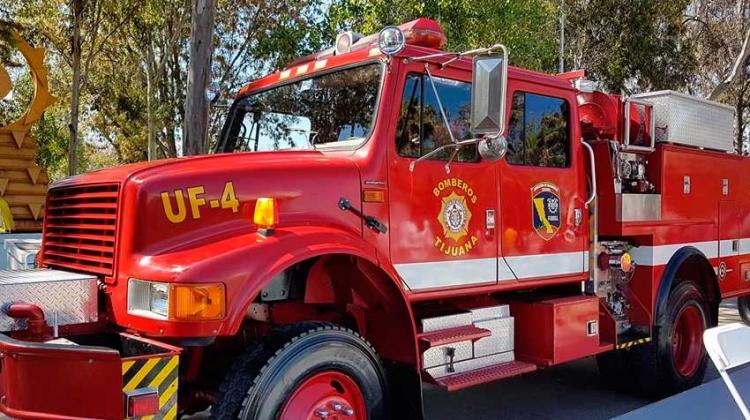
[671,305,704,377]
[280,371,366,420]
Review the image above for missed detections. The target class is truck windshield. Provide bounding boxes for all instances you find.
[216,63,383,153]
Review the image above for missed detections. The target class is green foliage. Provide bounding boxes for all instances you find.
[565,0,696,94]
[328,0,559,72]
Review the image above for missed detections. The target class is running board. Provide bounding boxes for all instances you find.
[428,360,537,392]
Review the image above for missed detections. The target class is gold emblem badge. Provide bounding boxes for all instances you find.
[433,178,479,257]
[439,192,471,241]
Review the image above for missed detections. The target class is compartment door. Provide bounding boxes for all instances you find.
[719,200,740,293]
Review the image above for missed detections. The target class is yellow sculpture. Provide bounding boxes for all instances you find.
[0,32,56,232]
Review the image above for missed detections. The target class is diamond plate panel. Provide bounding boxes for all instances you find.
[474,317,515,357]
[469,305,510,322]
[0,269,98,332]
[420,311,472,333]
[422,340,473,369]
[633,90,735,152]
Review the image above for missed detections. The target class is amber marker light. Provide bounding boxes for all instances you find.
[620,252,634,273]
[254,197,278,234]
[171,283,226,320]
[363,189,385,203]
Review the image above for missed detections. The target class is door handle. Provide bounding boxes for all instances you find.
[485,209,496,239]
[581,138,597,208]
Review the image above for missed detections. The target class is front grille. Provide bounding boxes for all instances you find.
[42,184,119,276]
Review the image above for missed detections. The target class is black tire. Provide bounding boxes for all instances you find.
[739,295,750,325]
[211,321,388,420]
[629,280,710,397]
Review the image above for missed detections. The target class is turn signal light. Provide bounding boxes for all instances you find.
[254,197,278,229]
[171,283,225,320]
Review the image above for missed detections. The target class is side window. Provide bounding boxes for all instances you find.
[507,92,570,167]
[396,73,476,162]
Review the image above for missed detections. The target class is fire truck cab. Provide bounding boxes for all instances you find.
[0,17,745,420]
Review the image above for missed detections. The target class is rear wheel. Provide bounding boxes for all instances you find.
[629,280,710,397]
[739,296,750,325]
[211,322,388,420]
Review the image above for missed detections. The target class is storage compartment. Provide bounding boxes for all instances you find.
[0,269,98,332]
[633,90,735,152]
[511,296,600,366]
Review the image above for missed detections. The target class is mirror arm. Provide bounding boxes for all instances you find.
[424,64,457,144]
[444,147,461,174]
[408,138,483,172]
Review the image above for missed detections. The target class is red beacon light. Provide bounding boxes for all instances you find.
[398,17,448,50]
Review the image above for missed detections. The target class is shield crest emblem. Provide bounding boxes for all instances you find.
[531,182,561,241]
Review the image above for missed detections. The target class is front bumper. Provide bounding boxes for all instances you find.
[0,332,180,420]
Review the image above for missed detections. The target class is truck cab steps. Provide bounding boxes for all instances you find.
[418,325,491,347]
[429,360,537,392]
[418,305,524,391]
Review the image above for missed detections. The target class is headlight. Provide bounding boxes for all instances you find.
[127,279,226,321]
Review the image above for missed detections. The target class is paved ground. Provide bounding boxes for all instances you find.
[0,301,743,420]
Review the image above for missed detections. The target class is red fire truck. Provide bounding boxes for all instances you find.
[0,17,746,420]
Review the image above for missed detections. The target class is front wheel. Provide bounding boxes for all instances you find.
[629,280,710,397]
[739,296,750,325]
[212,322,388,420]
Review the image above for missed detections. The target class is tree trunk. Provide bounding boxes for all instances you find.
[146,62,156,160]
[184,0,216,156]
[68,0,84,176]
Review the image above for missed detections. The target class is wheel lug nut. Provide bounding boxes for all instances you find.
[315,408,330,418]
[342,406,354,416]
[332,403,343,412]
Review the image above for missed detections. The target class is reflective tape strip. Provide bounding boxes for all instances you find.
[396,257,497,290]
[124,357,161,391]
[504,251,586,280]
[629,240,718,266]
[123,355,179,420]
[397,250,588,290]
[720,239,740,257]
[616,336,652,350]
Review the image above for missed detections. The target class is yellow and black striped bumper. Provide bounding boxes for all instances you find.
[122,355,179,419]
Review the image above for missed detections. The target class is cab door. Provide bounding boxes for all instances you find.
[388,63,498,291]
[498,81,588,281]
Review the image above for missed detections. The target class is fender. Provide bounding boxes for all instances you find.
[162,225,412,337]
[654,246,719,328]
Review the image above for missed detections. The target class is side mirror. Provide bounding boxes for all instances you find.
[478,135,507,161]
[470,48,508,138]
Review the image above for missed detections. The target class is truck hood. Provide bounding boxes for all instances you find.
[52,151,337,188]
[51,151,363,277]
